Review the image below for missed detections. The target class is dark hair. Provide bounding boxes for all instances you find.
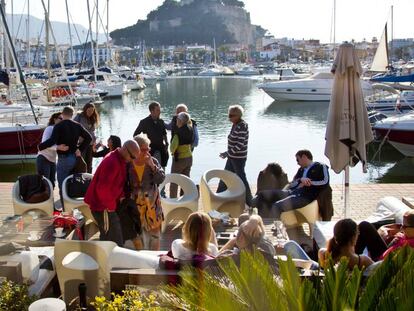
[80,102,100,126]
[148,101,160,112]
[296,149,313,160]
[108,135,121,150]
[327,219,358,261]
[48,112,61,126]
[62,106,74,116]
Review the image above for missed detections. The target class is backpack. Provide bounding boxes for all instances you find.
[67,174,91,198]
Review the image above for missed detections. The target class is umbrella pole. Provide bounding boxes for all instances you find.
[344,165,350,218]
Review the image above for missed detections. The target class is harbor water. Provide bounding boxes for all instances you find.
[1,76,414,184]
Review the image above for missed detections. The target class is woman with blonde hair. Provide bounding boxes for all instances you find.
[169,111,194,198]
[171,212,218,260]
[218,215,275,256]
[74,102,100,173]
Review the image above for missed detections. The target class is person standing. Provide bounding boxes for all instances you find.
[74,102,100,173]
[133,101,169,170]
[169,112,194,198]
[166,103,199,150]
[38,106,92,206]
[92,135,122,158]
[84,140,141,246]
[217,105,252,206]
[36,112,68,188]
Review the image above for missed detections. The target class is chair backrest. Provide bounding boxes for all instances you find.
[160,173,198,199]
[63,173,94,200]
[54,239,117,304]
[203,169,245,195]
[13,176,52,204]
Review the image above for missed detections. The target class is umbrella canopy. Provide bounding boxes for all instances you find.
[325,43,374,174]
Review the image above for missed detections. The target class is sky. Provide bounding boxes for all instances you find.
[5,0,414,43]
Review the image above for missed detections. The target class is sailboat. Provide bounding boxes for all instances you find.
[0,5,44,160]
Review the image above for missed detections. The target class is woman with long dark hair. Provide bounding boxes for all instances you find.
[319,219,373,269]
[74,102,100,172]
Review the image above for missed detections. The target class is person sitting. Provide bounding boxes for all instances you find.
[319,219,373,270]
[355,210,414,261]
[254,149,329,219]
[171,212,219,260]
[256,162,289,194]
[93,135,122,158]
[218,215,275,256]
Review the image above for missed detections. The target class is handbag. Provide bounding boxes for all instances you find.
[67,173,91,198]
[71,156,87,174]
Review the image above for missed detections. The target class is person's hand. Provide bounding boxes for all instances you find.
[299,177,312,187]
[57,144,69,151]
[75,149,81,157]
[144,151,155,169]
[219,152,228,159]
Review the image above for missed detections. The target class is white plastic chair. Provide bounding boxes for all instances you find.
[159,173,199,232]
[280,200,320,237]
[200,169,245,217]
[12,177,54,216]
[54,239,117,304]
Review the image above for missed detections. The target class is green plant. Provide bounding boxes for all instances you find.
[91,289,161,311]
[0,280,38,311]
[161,247,414,311]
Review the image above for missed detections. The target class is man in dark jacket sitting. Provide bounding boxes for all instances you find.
[255,149,330,219]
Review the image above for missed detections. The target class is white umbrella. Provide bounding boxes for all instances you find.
[325,43,374,218]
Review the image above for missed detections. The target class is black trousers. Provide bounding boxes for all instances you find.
[256,189,313,219]
[355,221,388,261]
[92,211,124,247]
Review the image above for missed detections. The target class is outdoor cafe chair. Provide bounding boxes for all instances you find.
[54,239,117,304]
[12,176,54,216]
[159,173,199,232]
[200,169,245,217]
[280,200,320,237]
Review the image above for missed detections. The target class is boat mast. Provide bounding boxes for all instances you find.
[0,1,38,124]
[45,0,51,101]
[0,0,4,68]
[65,0,74,63]
[390,5,393,65]
[86,0,97,81]
[213,37,217,64]
[26,0,30,68]
[95,0,99,67]
[106,0,109,64]
[333,0,336,59]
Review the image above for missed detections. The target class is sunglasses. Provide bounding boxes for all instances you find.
[126,147,136,160]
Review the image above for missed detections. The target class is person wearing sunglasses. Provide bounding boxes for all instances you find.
[85,140,140,246]
[217,104,253,206]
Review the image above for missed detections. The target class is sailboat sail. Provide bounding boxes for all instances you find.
[370,24,389,72]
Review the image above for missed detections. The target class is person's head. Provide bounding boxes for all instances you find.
[295,149,313,168]
[176,103,188,115]
[107,135,121,151]
[133,134,151,162]
[236,215,265,251]
[61,106,74,119]
[81,102,100,126]
[228,104,243,124]
[120,140,140,163]
[402,210,414,239]
[182,212,213,254]
[327,219,358,261]
[176,111,192,128]
[149,101,161,119]
[48,112,62,126]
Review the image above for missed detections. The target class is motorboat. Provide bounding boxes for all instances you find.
[366,84,414,114]
[236,66,260,76]
[258,72,373,101]
[198,64,223,77]
[372,112,414,157]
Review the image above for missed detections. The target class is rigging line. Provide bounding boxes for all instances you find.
[14,0,27,41]
[68,12,82,45]
[370,122,395,162]
[33,21,44,67]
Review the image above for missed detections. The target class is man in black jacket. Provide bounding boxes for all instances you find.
[255,149,330,219]
[133,101,169,169]
[38,106,92,206]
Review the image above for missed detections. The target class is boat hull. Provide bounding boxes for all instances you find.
[0,125,45,160]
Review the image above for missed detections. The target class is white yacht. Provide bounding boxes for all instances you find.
[198,64,223,76]
[236,66,260,76]
[258,72,372,101]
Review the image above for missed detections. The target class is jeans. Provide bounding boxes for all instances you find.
[284,240,319,269]
[92,211,124,247]
[36,155,56,188]
[255,189,313,219]
[170,156,192,198]
[82,144,93,173]
[57,153,76,208]
[217,157,252,206]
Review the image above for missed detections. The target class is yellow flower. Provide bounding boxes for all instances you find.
[134,300,144,308]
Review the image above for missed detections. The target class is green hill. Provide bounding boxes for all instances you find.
[110,0,266,47]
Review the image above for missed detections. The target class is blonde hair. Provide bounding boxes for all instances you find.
[228,104,244,117]
[133,133,151,147]
[177,111,192,126]
[182,212,213,254]
[237,215,265,249]
[176,103,188,113]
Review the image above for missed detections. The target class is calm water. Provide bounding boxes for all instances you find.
[1,77,414,184]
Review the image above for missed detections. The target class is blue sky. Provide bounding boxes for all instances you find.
[6,0,414,43]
